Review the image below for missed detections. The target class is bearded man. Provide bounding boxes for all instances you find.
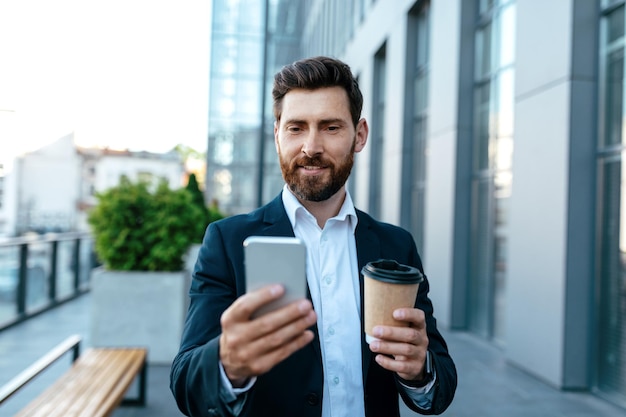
[170,56,457,417]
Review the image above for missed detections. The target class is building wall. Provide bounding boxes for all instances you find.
[77,152,184,231]
[341,0,462,329]
[15,134,81,234]
[298,0,598,392]
[422,0,463,328]
[0,163,7,236]
[0,161,18,238]
[344,0,411,221]
[92,154,183,193]
[506,0,574,386]
[507,0,598,389]
[232,0,626,406]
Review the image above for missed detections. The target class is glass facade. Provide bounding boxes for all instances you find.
[301,0,366,59]
[369,44,387,220]
[467,0,515,343]
[401,2,430,253]
[206,0,305,215]
[208,0,370,215]
[261,0,305,205]
[206,0,266,215]
[597,0,626,406]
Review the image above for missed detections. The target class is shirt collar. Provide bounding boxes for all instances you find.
[281,184,358,232]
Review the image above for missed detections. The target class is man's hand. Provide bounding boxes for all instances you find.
[368,307,429,382]
[219,284,317,387]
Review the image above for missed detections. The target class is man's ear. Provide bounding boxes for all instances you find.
[274,121,280,153]
[354,118,368,153]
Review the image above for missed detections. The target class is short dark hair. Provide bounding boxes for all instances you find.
[272,56,363,127]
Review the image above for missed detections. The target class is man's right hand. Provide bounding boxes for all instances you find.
[219,284,317,387]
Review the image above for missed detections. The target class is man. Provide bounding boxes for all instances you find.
[170,56,457,417]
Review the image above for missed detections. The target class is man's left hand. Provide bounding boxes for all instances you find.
[368,307,429,382]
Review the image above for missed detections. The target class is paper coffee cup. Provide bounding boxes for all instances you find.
[362,259,423,344]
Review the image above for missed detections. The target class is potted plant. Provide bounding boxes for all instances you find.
[87,175,207,364]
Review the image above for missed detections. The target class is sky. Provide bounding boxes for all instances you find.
[0,0,211,168]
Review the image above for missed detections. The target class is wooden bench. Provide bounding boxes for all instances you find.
[0,334,147,417]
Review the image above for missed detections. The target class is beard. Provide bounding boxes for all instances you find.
[279,143,355,202]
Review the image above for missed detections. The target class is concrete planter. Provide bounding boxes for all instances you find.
[90,251,196,364]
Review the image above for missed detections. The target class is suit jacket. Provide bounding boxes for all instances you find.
[170,194,457,417]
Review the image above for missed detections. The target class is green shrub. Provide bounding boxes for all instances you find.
[88,176,206,271]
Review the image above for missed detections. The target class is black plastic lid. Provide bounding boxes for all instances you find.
[361,259,424,284]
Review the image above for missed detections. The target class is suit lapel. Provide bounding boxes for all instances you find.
[354,211,380,385]
[259,194,296,237]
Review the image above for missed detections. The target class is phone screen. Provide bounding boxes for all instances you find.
[243,236,307,318]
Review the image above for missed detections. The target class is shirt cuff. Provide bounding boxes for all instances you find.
[397,368,437,410]
[218,361,256,412]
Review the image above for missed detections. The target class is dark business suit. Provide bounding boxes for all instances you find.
[170,193,457,417]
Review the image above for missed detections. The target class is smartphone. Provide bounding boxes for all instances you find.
[243,236,307,318]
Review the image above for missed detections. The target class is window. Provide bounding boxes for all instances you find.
[467,0,515,344]
[368,44,387,219]
[401,1,430,253]
[137,172,154,184]
[596,0,626,406]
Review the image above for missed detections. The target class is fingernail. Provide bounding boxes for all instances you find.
[270,284,283,296]
[373,326,383,337]
[370,341,379,351]
[393,309,404,319]
[298,300,311,312]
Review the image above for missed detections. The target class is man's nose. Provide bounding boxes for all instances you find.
[301,130,323,157]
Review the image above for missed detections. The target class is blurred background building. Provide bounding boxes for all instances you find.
[0,133,185,237]
[204,0,625,411]
[205,0,303,214]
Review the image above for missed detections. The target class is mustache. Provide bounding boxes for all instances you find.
[292,155,330,168]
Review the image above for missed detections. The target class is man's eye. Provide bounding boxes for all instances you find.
[287,126,301,132]
[327,126,339,131]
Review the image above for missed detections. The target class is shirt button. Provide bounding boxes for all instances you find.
[328,327,335,335]
[324,275,332,285]
[306,392,320,405]
[333,376,340,385]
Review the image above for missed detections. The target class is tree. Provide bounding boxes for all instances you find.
[185,173,210,243]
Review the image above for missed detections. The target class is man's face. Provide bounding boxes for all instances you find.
[274,87,368,202]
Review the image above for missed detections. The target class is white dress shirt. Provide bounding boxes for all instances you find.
[282,186,365,417]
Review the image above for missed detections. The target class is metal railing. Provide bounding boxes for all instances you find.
[0,232,95,331]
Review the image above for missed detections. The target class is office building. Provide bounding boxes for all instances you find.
[206,0,625,409]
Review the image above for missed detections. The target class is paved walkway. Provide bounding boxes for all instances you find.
[0,294,625,417]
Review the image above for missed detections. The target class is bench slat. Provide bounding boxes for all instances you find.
[14,348,146,417]
[50,350,134,417]
[14,350,115,417]
[80,350,146,417]
[63,350,132,417]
